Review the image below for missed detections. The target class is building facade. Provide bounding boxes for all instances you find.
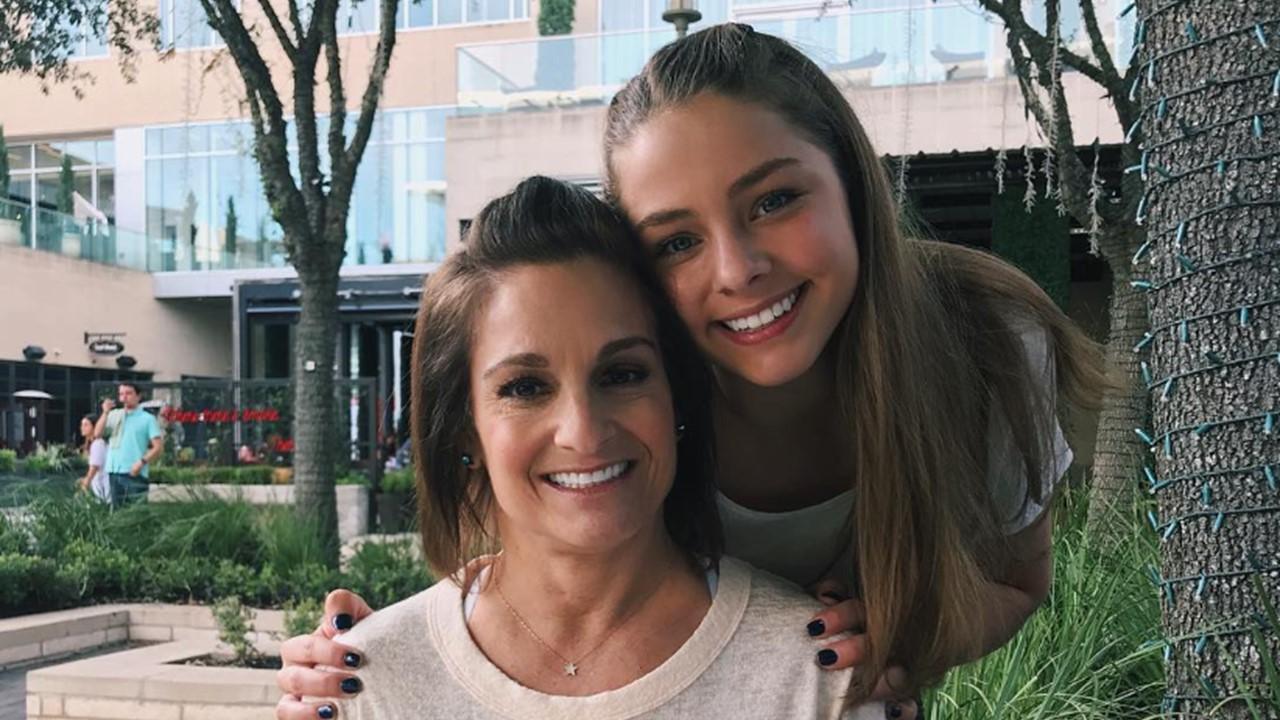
[0,0,1127,452]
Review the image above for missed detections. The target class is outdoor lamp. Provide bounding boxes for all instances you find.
[22,345,46,361]
[116,355,138,369]
[663,0,701,38]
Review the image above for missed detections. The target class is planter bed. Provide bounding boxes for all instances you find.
[148,483,369,541]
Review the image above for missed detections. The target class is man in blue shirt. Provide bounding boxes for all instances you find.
[93,382,164,508]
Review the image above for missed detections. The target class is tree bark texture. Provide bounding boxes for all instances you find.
[1136,0,1280,715]
[1086,225,1153,540]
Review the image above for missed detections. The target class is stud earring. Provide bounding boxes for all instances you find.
[461,453,474,468]
[675,423,687,440]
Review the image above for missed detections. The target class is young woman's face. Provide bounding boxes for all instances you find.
[468,259,679,553]
[612,93,859,388]
[80,418,93,438]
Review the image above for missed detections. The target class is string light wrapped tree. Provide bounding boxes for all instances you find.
[1127,0,1279,714]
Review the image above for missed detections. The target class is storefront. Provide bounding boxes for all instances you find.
[0,359,152,453]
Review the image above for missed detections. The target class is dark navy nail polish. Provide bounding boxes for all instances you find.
[333,613,354,631]
[343,652,362,668]
[806,619,826,637]
[817,649,838,667]
[887,703,903,719]
[340,677,363,694]
[318,705,336,719]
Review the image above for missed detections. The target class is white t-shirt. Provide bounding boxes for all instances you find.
[337,557,882,720]
[87,438,111,502]
[718,319,1072,589]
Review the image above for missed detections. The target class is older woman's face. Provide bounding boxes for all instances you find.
[468,259,678,553]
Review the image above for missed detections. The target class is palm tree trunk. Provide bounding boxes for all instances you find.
[1137,0,1280,714]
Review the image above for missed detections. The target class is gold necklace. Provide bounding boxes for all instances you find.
[491,555,669,678]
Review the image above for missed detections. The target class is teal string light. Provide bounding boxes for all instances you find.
[1255,115,1265,138]
[1212,512,1225,532]
[1136,427,1156,445]
[1179,319,1189,342]
[1132,239,1152,264]
[1194,635,1209,655]
[1134,332,1154,352]
[1131,279,1153,290]
[1257,23,1270,48]
[1141,360,1153,385]
[1267,465,1277,492]
[1164,434,1172,459]
[1144,466,1158,487]
[1185,21,1199,42]
[1239,307,1250,325]
[1201,482,1212,507]
[1161,377,1175,400]
[1176,254,1196,272]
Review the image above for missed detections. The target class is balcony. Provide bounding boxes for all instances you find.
[457,3,1132,112]
[0,198,149,271]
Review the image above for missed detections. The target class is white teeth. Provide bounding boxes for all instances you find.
[548,461,629,489]
[723,289,800,333]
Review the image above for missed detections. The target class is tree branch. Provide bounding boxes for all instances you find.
[335,0,397,204]
[199,0,308,250]
[977,0,1111,92]
[1077,0,1126,100]
[323,6,347,185]
[255,0,298,62]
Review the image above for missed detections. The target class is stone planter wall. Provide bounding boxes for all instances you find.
[148,483,370,541]
[4,604,286,720]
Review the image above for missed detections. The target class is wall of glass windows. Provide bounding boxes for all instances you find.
[143,106,453,272]
[460,0,1125,111]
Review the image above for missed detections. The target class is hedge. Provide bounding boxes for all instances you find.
[150,465,276,485]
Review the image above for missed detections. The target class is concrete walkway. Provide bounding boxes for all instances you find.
[0,665,28,719]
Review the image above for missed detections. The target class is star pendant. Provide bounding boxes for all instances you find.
[563,662,578,677]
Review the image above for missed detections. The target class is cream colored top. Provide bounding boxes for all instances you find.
[337,557,883,720]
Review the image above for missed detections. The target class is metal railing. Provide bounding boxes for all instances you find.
[1,197,149,271]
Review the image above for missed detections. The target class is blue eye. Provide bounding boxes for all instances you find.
[657,234,699,257]
[498,377,546,399]
[755,190,799,218]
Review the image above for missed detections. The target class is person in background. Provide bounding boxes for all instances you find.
[93,382,164,508]
[77,413,110,502]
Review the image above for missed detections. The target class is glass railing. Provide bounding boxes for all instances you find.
[0,198,149,271]
[457,3,1124,112]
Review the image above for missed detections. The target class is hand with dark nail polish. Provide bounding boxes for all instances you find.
[340,677,363,694]
[333,613,354,631]
[317,705,336,719]
[343,652,362,668]
[817,649,838,667]
[806,619,825,637]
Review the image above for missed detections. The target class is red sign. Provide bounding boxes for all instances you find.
[160,407,282,424]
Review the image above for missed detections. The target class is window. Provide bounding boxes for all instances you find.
[159,0,221,49]
[386,0,529,32]
[599,0,728,32]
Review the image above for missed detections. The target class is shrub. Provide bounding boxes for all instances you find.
[30,492,110,557]
[0,554,77,614]
[344,539,431,609]
[0,449,16,473]
[106,497,261,564]
[150,465,274,485]
[256,507,328,569]
[213,596,262,666]
[0,512,31,555]
[337,471,369,486]
[283,596,323,638]
[380,468,415,494]
[59,539,138,599]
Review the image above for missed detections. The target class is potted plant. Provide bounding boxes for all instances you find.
[57,155,82,258]
[0,125,23,248]
[377,468,415,533]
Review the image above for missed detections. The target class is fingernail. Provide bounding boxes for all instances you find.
[820,591,848,603]
[887,703,903,719]
[343,652,362,668]
[817,648,838,667]
[333,613,354,631]
[340,677,363,694]
[318,705,336,720]
[806,619,826,637]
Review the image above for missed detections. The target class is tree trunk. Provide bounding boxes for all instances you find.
[1086,225,1152,541]
[292,242,342,565]
[1137,0,1280,715]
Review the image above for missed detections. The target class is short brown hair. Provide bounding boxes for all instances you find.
[411,176,722,579]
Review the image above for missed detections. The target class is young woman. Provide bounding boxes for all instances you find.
[77,414,110,502]
[275,24,1103,720]
[328,176,877,719]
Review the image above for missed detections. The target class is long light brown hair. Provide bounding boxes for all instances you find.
[603,23,1106,702]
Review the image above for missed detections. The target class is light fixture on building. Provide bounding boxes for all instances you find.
[22,345,46,362]
[662,0,701,38]
[116,355,138,369]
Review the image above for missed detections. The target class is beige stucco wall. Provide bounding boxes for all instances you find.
[0,244,232,380]
[443,73,1124,248]
[0,3,542,139]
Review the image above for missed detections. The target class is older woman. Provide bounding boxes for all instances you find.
[327,177,877,719]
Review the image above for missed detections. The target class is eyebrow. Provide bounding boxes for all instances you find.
[481,337,656,380]
[631,157,801,233]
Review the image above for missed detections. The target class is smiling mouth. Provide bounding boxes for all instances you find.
[719,284,806,334]
[543,461,633,490]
